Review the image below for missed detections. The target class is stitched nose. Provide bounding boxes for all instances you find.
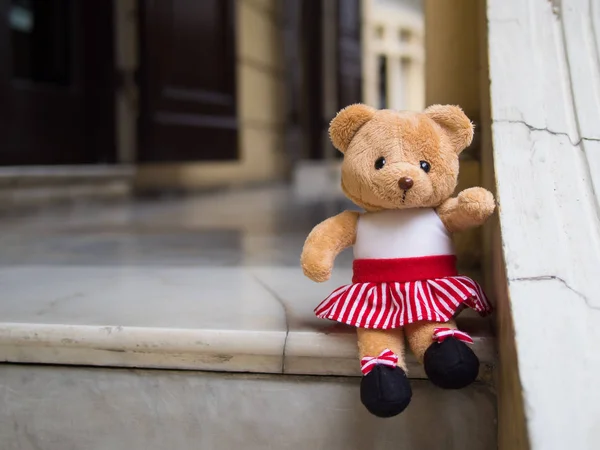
[398,177,414,190]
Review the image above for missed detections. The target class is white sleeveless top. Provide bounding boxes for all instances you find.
[353,208,454,260]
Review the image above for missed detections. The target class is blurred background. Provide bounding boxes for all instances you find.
[0,0,483,271]
[2,3,588,447]
[0,2,500,446]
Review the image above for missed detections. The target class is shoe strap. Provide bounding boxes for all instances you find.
[432,327,474,344]
[360,349,398,375]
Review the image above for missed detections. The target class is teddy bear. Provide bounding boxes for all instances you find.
[300,103,496,418]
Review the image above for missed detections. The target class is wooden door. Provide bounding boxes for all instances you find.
[0,0,115,166]
[138,0,238,163]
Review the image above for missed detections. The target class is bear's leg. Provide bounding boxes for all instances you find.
[405,319,479,389]
[357,327,412,418]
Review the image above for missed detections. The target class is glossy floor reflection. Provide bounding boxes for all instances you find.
[0,183,356,268]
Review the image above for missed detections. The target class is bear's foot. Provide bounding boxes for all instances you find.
[360,365,412,418]
[424,336,479,389]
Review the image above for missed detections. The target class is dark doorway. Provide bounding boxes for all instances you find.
[0,0,116,166]
[336,0,363,110]
[283,0,362,161]
[137,0,238,163]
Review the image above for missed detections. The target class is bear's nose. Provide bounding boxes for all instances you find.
[398,177,414,190]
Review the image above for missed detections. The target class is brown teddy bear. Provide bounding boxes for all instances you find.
[300,104,496,418]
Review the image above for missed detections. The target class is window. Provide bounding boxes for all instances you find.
[399,28,412,43]
[378,55,388,109]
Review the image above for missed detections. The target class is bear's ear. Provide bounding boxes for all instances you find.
[329,104,376,153]
[424,104,474,153]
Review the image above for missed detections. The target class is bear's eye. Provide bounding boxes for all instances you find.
[419,160,431,173]
[374,157,386,170]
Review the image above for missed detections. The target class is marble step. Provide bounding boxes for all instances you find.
[0,262,497,449]
[0,165,135,206]
[0,364,497,450]
[0,265,495,381]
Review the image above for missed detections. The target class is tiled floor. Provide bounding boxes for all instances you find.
[0,183,493,378]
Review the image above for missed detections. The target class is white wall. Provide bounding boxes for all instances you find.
[361,0,425,111]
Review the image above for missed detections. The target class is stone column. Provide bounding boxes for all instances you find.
[425,0,485,271]
[424,0,481,121]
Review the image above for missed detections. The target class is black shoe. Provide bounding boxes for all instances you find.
[424,337,479,389]
[360,365,412,418]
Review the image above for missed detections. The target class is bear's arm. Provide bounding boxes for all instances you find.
[300,210,360,283]
[436,187,496,233]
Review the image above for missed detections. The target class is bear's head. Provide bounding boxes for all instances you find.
[329,104,474,211]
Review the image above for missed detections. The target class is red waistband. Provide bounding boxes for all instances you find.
[352,255,458,284]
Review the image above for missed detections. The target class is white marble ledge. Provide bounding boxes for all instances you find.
[0,266,496,378]
[487,0,600,447]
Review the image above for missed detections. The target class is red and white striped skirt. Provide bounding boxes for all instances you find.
[314,255,492,329]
